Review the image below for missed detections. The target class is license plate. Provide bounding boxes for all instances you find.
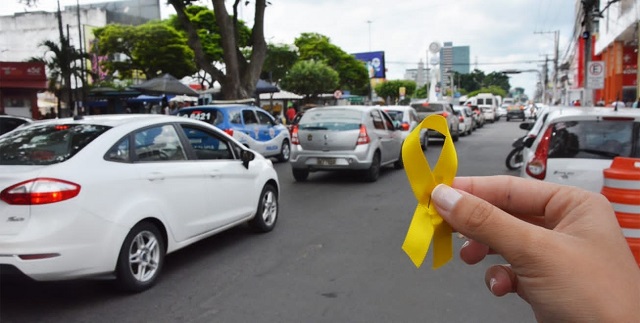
[317,158,336,165]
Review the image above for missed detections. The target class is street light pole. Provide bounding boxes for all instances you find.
[366,20,372,51]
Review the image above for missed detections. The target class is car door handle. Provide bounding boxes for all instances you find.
[207,169,220,178]
[146,172,165,181]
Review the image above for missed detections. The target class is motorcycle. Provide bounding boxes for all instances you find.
[505,122,535,170]
[505,135,526,170]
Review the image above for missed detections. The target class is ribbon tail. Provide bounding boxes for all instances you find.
[402,205,434,268]
[431,218,453,269]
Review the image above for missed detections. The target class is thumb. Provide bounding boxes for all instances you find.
[431,184,538,258]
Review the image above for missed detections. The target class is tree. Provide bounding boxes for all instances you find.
[93,22,197,80]
[167,0,268,99]
[294,33,369,95]
[374,80,417,104]
[280,60,339,102]
[261,43,299,85]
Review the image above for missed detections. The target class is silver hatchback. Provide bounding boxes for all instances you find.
[289,106,404,182]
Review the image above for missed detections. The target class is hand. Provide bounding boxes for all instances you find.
[431,175,640,322]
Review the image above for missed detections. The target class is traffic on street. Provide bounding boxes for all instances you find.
[1,120,534,322]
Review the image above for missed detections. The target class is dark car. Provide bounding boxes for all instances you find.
[0,115,32,136]
[506,105,526,121]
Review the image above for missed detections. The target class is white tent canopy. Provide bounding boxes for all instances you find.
[259,90,302,100]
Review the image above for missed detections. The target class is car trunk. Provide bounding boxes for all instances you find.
[545,159,612,193]
[296,128,360,151]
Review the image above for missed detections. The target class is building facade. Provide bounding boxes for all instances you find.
[404,59,428,88]
[566,0,638,105]
[439,42,470,88]
[0,0,161,118]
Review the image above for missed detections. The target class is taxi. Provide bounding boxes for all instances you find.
[176,103,291,162]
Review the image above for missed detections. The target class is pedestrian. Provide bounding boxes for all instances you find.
[286,104,297,123]
[633,97,640,108]
[430,176,640,321]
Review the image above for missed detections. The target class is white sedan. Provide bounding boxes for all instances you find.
[0,114,280,292]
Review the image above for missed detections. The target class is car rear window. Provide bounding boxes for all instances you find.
[385,110,404,122]
[410,102,444,113]
[547,120,639,159]
[0,124,110,165]
[298,109,362,131]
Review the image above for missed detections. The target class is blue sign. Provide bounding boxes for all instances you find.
[353,51,386,79]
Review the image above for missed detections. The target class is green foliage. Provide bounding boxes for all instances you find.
[414,84,428,99]
[467,85,508,98]
[374,80,417,103]
[455,69,511,95]
[166,5,251,63]
[93,22,196,80]
[280,60,339,99]
[293,33,369,95]
[261,43,299,84]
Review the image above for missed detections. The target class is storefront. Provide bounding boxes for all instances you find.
[0,62,47,119]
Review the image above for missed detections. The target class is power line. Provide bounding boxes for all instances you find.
[385,59,546,66]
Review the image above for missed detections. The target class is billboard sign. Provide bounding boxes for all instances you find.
[353,51,386,79]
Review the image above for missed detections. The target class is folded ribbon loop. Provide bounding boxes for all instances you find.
[401,114,458,269]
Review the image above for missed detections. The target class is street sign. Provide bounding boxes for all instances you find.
[587,61,605,89]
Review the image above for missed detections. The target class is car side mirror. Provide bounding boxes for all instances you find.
[241,150,255,169]
[519,122,534,131]
[523,136,536,148]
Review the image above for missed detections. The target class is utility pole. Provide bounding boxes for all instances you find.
[534,30,559,104]
[76,0,85,112]
[583,0,595,106]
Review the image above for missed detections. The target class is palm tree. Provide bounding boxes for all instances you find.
[29,38,92,115]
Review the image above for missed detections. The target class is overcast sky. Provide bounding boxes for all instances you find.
[3,0,577,97]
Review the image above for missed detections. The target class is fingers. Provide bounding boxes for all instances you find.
[431,183,547,258]
[485,265,518,297]
[451,176,566,220]
[460,239,490,264]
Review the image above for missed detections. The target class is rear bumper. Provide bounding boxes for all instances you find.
[290,145,374,170]
[0,211,127,281]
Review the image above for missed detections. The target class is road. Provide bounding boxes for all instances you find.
[0,119,533,323]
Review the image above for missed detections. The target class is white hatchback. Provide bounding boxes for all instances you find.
[0,114,279,292]
[383,105,428,149]
[520,107,640,192]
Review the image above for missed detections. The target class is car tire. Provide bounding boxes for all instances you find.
[115,222,165,293]
[292,168,309,182]
[451,126,459,142]
[506,116,510,122]
[248,184,278,233]
[277,140,290,162]
[363,151,381,182]
[393,148,404,169]
[420,133,428,151]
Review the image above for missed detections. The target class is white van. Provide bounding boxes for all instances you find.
[475,93,498,123]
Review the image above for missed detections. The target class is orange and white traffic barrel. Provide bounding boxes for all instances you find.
[601,157,640,267]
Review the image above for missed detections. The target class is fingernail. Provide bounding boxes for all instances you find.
[432,184,462,217]
[461,240,470,249]
[489,278,498,294]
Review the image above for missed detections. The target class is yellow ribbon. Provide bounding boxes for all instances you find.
[402,114,458,269]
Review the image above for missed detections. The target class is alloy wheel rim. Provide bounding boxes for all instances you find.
[128,231,160,283]
[282,143,290,160]
[261,190,277,225]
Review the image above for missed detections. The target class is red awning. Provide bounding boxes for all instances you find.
[0,80,47,89]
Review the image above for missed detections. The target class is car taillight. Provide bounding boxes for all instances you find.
[0,178,81,205]
[442,112,449,118]
[224,128,234,136]
[525,126,553,180]
[357,124,370,145]
[401,122,410,131]
[458,115,464,122]
[291,125,300,145]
